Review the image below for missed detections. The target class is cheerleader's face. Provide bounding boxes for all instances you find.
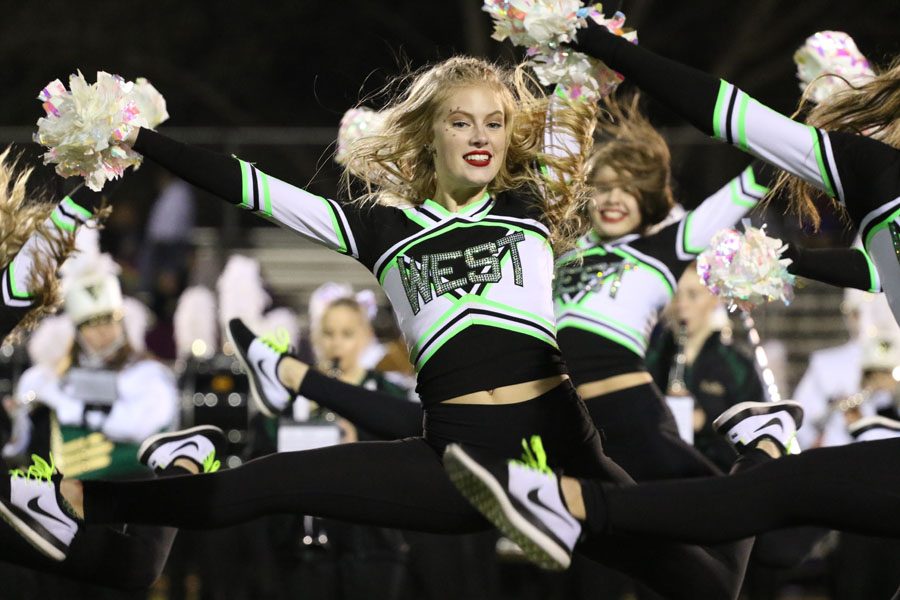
[589,166,642,240]
[316,305,373,374]
[675,268,719,336]
[431,86,507,201]
[78,315,125,355]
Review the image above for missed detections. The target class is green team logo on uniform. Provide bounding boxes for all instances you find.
[554,257,636,301]
[399,231,525,314]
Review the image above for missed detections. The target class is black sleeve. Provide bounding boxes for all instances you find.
[133,129,242,206]
[784,245,880,292]
[133,129,382,264]
[573,26,900,226]
[298,370,423,440]
[573,26,718,136]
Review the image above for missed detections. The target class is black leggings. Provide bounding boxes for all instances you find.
[584,384,817,569]
[582,383,754,579]
[84,384,614,532]
[583,382,721,480]
[580,439,900,543]
[82,383,749,600]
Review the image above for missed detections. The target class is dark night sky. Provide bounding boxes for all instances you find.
[2,0,897,127]
[0,0,897,233]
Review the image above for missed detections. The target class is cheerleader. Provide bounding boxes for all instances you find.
[442,19,900,571]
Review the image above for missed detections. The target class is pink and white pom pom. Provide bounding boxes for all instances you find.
[130,77,170,130]
[335,107,385,166]
[696,221,795,313]
[794,31,875,104]
[483,1,637,101]
[34,71,169,191]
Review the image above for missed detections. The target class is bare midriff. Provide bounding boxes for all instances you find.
[441,374,569,405]
[575,371,652,400]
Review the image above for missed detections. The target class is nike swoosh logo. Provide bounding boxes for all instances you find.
[526,488,570,524]
[256,358,278,388]
[172,440,200,454]
[753,417,783,434]
[26,496,71,528]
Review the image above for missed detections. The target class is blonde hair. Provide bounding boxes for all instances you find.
[587,93,674,231]
[774,58,900,228]
[341,56,597,252]
[0,148,79,340]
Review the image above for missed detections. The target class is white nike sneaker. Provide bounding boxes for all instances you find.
[849,415,900,442]
[0,454,78,561]
[227,318,293,417]
[713,401,804,456]
[443,437,580,571]
[138,425,226,473]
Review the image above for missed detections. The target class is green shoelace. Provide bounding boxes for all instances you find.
[512,435,552,475]
[10,454,57,482]
[203,451,221,474]
[260,328,290,354]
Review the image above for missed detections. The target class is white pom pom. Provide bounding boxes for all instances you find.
[122,296,153,353]
[35,71,146,191]
[483,1,637,101]
[174,286,218,359]
[484,0,584,48]
[130,78,170,129]
[27,314,75,368]
[794,31,875,105]
[216,255,270,333]
[696,221,795,313]
[336,107,385,166]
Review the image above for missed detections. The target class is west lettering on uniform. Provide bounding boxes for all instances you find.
[554,257,635,299]
[399,231,525,314]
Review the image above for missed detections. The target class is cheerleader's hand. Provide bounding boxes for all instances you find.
[567,12,615,57]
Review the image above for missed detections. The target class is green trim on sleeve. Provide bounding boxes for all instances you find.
[50,210,75,232]
[712,80,730,140]
[681,211,704,255]
[744,165,770,196]
[809,127,836,198]
[259,171,273,217]
[7,262,33,300]
[238,160,253,209]
[62,196,93,221]
[312,196,348,254]
[854,247,880,293]
[729,179,757,209]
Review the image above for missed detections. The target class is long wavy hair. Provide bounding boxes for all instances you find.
[0,148,79,340]
[774,58,900,228]
[340,56,597,253]
[587,93,674,232]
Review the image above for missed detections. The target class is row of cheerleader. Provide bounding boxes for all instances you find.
[0,2,896,599]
